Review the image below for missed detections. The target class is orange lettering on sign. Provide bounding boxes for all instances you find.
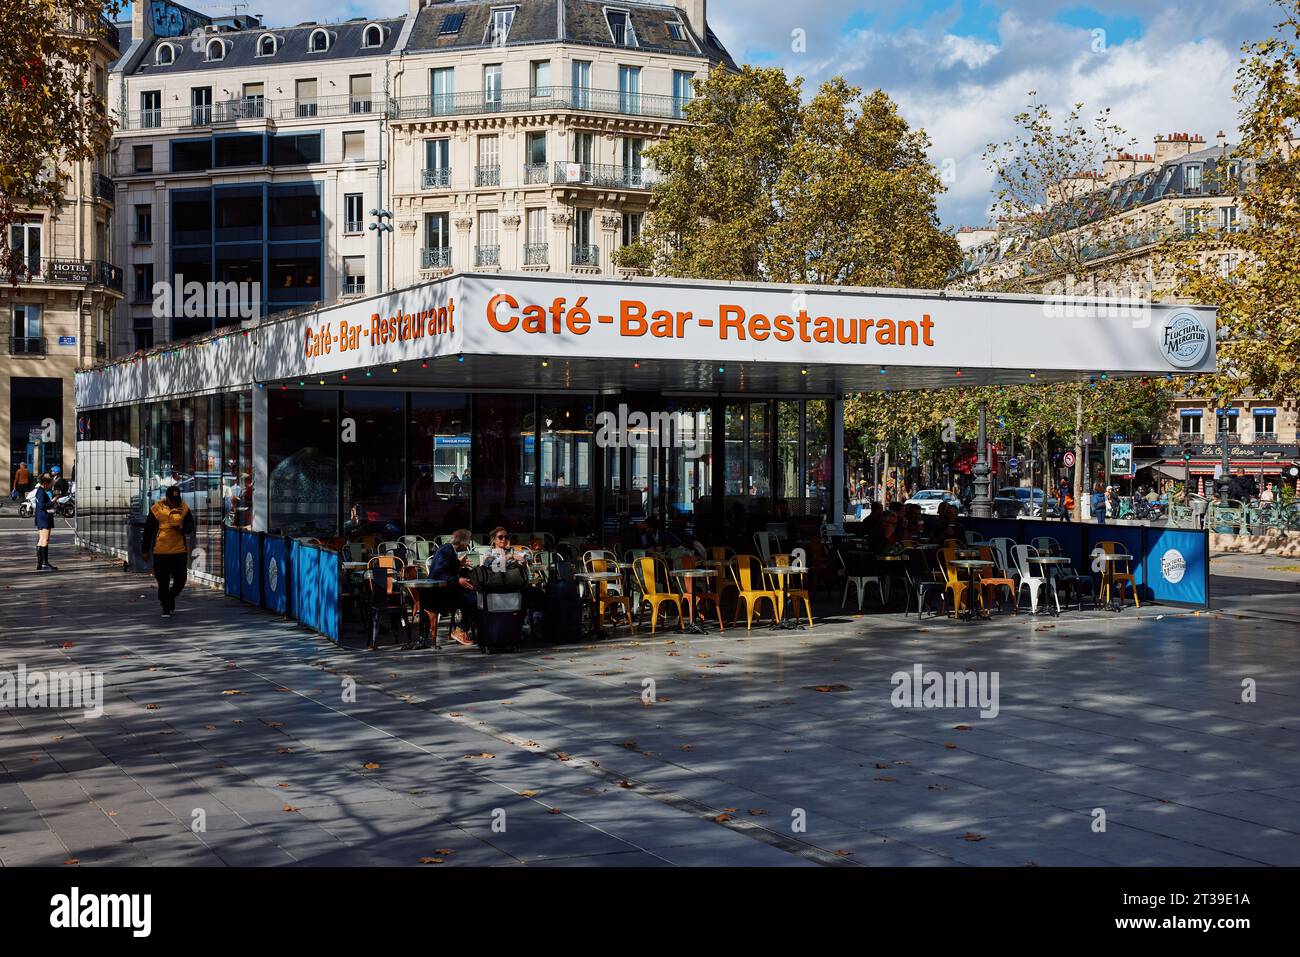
[487,293,520,332]
[621,299,648,337]
[720,304,745,340]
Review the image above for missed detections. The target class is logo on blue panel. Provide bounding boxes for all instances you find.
[1160,549,1186,584]
[244,552,255,586]
[1160,312,1209,368]
[267,558,279,593]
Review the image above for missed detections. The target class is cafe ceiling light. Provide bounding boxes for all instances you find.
[879,366,886,374]
[541,358,550,367]
[421,361,428,369]
[341,374,348,381]
[457,355,465,363]
[717,365,725,373]
[800,367,808,376]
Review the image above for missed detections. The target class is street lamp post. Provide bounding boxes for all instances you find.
[368,207,394,294]
[971,403,992,518]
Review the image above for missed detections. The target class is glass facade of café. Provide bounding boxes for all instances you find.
[75,384,831,571]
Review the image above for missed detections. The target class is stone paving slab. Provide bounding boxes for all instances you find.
[2,528,1298,866]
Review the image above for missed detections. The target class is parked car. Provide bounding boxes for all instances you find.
[994,487,1061,518]
[904,489,962,515]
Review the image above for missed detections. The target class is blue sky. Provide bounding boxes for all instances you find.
[136,0,1284,227]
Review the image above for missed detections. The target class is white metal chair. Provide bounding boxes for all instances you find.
[838,548,886,611]
[753,531,776,565]
[1012,544,1059,614]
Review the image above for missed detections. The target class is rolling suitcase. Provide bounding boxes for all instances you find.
[476,589,524,653]
[544,561,583,644]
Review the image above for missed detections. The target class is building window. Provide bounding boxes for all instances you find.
[572,131,593,166]
[362,24,384,48]
[607,10,638,47]
[573,208,594,263]
[530,60,551,97]
[476,210,499,266]
[344,194,363,234]
[618,65,641,114]
[133,144,153,173]
[155,43,175,65]
[1179,411,1203,436]
[667,19,686,41]
[430,67,455,115]
[309,29,330,52]
[349,74,372,113]
[424,138,450,187]
[525,131,547,180]
[191,86,212,125]
[295,78,318,117]
[11,304,43,353]
[140,90,161,128]
[476,134,500,186]
[424,212,450,268]
[483,64,502,109]
[205,39,225,62]
[342,131,365,162]
[242,82,265,117]
[342,256,365,295]
[438,12,465,35]
[1219,205,1238,232]
[256,34,277,56]
[622,211,642,247]
[1183,207,1203,236]
[1216,409,1238,434]
[1253,410,1276,439]
[135,204,152,242]
[572,60,591,109]
[133,264,154,303]
[672,70,694,118]
[10,220,41,274]
[1184,164,1202,194]
[486,7,515,45]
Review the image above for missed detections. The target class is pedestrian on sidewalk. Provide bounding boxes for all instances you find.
[12,460,32,504]
[142,485,195,618]
[33,472,58,570]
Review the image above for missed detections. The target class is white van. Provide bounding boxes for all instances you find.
[73,440,142,511]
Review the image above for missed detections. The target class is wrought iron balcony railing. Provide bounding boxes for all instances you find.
[523,243,549,266]
[421,167,451,189]
[120,94,388,131]
[474,245,500,267]
[523,163,549,185]
[421,247,451,269]
[92,172,114,202]
[8,337,45,356]
[571,244,599,267]
[475,165,501,187]
[390,86,690,123]
[6,258,123,293]
[551,161,652,189]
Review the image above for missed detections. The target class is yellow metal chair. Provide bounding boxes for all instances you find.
[634,557,682,634]
[585,556,635,632]
[939,546,979,618]
[769,554,813,628]
[730,555,779,630]
[1097,540,1140,608]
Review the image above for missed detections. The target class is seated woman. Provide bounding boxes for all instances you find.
[487,526,531,566]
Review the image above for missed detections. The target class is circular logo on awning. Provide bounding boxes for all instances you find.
[1160,548,1186,584]
[1160,312,1209,368]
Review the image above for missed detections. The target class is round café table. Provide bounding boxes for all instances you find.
[1095,552,1135,611]
[949,559,993,620]
[671,568,717,634]
[763,565,805,630]
[575,571,622,640]
[400,578,453,648]
[1028,555,1070,615]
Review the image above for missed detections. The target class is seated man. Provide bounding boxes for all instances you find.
[928,503,967,545]
[426,528,477,644]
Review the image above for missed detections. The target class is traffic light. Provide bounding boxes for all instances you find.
[1182,443,1193,463]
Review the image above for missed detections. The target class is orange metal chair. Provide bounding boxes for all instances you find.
[974,545,1017,613]
[675,555,725,631]
[634,557,682,634]
[586,555,635,631]
[730,555,779,629]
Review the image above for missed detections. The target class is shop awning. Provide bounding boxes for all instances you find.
[76,271,1219,410]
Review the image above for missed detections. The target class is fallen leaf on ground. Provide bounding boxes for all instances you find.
[463,752,495,760]
[618,779,632,788]
[145,703,159,710]
[943,743,957,749]
[363,762,380,770]
[277,747,293,754]
[835,849,853,857]
[63,858,79,865]
[555,751,571,761]
[283,805,299,813]
[220,690,243,696]
[548,808,563,814]
[713,813,733,823]
[875,775,896,782]
[680,744,695,752]
[962,832,985,842]
[747,809,767,816]
[276,783,289,788]
[520,790,537,798]
[621,740,637,749]
[953,725,973,731]
[417,857,444,864]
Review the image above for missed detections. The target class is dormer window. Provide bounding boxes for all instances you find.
[205,39,226,62]
[607,10,638,47]
[155,43,175,65]
[486,7,514,45]
[362,23,384,48]
[1184,164,1202,194]
[666,19,685,41]
[309,28,331,52]
[256,34,278,56]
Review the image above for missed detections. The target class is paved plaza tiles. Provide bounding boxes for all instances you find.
[1,527,1298,867]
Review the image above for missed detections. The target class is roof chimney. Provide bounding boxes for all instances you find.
[1217,130,1226,148]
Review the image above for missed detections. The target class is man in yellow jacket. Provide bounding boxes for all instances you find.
[142,485,195,618]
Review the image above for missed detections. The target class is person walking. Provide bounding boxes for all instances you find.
[1090,481,1108,525]
[142,485,195,618]
[33,472,58,570]
[12,460,32,503]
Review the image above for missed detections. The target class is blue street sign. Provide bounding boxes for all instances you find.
[1008,457,1019,469]
[58,336,76,346]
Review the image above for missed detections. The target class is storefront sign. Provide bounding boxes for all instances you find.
[1109,442,1134,477]
[48,261,93,284]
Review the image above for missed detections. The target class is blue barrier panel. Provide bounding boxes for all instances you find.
[262,535,287,615]
[238,529,262,605]
[1143,527,1209,606]
[292,541,319,633]
[223,527,241,597]
[317,549,339,642]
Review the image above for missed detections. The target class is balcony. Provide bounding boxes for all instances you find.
[7,258,123,294]
[1180,433,1205,444]
[421,247,451,270]
[8,337,45,356]
[474,245,500,268]
[1253,432,1278,443]
[421,167,451,189]
[523,243,549,266]
[390,86,690,123]
[474,165,501,187]
[119,95,388,131]
[92,172,114,203]
[62,13,119,51]
[344,220,364,235]
[571,245,599,268]
[342,278,366,297]
[552,161,652,189]
[523,163,549,185]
